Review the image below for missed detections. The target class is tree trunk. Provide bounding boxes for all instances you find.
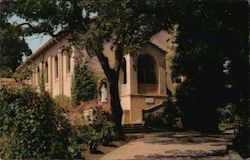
[109,75,123,135]
[95,49,124,136]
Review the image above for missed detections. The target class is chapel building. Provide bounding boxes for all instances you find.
[17,29,179,125]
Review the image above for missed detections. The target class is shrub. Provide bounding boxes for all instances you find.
[233,120,250,159]
[218,104,239,131]
[54,95,73,109]
[75,122,99,153]
[74,107,115,153]
[99,122,114,146]
[144,99,180,128]
[0,86,81,159]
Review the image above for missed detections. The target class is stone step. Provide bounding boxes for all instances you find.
[123,125,156,133]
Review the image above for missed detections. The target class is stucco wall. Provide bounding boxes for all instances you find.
[130,95,167,124]
[29,39,74,97]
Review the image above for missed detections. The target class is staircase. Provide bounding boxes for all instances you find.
[123,124,157,133]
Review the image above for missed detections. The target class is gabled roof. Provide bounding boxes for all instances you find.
[16,16,99,71]
[16,35,62,71]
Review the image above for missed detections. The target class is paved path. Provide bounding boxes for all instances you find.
[101,131,240,160]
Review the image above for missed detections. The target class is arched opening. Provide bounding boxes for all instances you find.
[137,54,157,84]
[37,67,40,86]
[66,53,71,73]
[121,58,127,84]
[55,55,58,79]
[45,62,48,83]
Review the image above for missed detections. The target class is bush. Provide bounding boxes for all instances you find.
[218,104,239,131]
[0,86,81,159]
[74,108,115,153]
[144,99,180,128]
[54,95,73,109]
[99,123,114,146]
[233,121,250,159]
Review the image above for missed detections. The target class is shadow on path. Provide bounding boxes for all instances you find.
[142,132,229,145]
[134,149,227,160]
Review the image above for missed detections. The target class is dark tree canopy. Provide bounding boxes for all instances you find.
[172,0,249,132]
[0,16,31,77]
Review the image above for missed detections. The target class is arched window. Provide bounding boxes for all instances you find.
[45,62,49,83]
[137,54,157,84]
[66,53,71,73]
[121,58,127,84]
[55,55,58,79]
[37,67,40,85]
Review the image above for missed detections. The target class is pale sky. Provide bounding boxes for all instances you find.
[25,34,51,53]
[8,15,51,56]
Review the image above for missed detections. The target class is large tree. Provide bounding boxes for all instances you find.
[172,0,249,134]
[0,0,177,134]
[72,0,176,134]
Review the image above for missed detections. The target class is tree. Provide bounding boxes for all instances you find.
[0,15,31,77]
[172,0,249,132]
[0,0,177,134]
[73,0,177,134]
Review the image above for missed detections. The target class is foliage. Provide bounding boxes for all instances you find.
[12,66,32,83]
[144,99,180,128]
[72,64,97,106]
[218,104,240,131]
[233,121,250,158]
[171,0,249,132]
[0,16,31,78]
[0,86,81,159]
[54,95,73,109]
[91,108,114,145]
[74,108,115,153]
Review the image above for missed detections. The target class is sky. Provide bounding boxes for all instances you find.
[9,15,51,54]
[25,34,51,53]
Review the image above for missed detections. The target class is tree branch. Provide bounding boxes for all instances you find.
[95,49,114,80]
[17,22,34,29]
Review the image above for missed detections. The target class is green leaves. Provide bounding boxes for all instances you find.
[171,0,248,131]
[72,64,97,106]
[0,86,74,159]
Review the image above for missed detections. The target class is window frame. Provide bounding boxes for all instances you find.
[137,54,157,84]
[54,55,59,79]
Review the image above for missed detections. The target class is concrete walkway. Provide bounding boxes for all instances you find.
[101,131,240,160]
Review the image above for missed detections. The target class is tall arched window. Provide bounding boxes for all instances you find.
[55,55,58,79]
[37,67,40,85]
[121,58,127,84]
[137,54,157,84]
[66,53,71,73]
[45,62,49,83]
